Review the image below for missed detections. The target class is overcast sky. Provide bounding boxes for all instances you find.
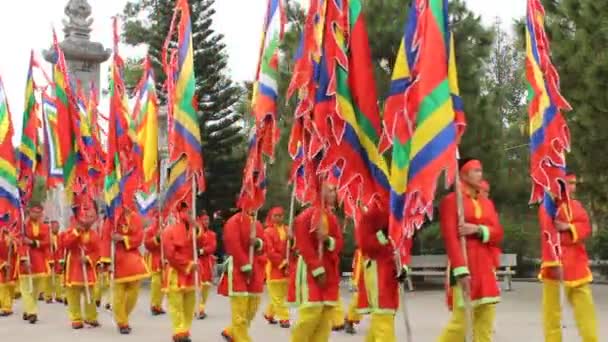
[0,0,525,139]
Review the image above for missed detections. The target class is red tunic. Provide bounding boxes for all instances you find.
[162,221,197,291]
[55,231,67,274]
[144,223,163,273]
[264,223,288,282]
[290,207,344,306]
[101,214,149,283]
[217,212,266,296]
[440,191,503,308]
[0,231,19,284]
[539,199,593,287]
[197,228,216,285]
[62,227,100,286]
[356,207,398,313]
[19,220,51,277]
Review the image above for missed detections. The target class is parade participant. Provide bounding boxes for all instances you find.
[162,202,198,342]
[44,220,63,303]
[19,202,51,324]
[145,218,166,316]
[94,213,110,309]
[263,206,290,328]
[101,204,149,334]
[63,201,101,329]
[437,158,504,342]
[196,213,216,319]
[356,204,408,342]
[290,182,344,342]
[218,209,266,342]
[343,248,364,334]
[540,171,598,342]
[0,227,19,316]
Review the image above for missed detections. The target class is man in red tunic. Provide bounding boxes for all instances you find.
[0,227,19,316]
[63,202,101,329]
[356,204,407,342]
[289,183,344,342]
[539,171,598,341]
[437,158,504,342]
[263,206,291,328]
[162,202,199,342]
[218,209,265,342]
[19,202,51,324]
[144,219,166,315]
[196,213,216,319]
[101,205,149,334]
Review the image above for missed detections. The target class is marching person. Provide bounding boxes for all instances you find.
[0,226,19,316]
[540,171,598,342]
[63,201,101,329]
[162,202,198,342]
[196,213,216,319]
[356,204,408,342]
[144,218,166,316]
[218,208,266,342]
[263,206,290,328]
[94,213,110,309]
[19,202,51,324]
[44,220,64,303]
[290,182,344,342]
[436,158,504,342]
[101,204,149,334]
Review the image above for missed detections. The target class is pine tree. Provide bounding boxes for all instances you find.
[122,0,245,214]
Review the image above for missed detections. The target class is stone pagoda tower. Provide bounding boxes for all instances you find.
[43,0,111,98]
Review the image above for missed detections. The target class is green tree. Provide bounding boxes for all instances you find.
[122,0,246,214]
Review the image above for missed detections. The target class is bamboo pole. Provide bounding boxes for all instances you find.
[285,186,296,268]
[191,177,200,317]
[81,247,92,304]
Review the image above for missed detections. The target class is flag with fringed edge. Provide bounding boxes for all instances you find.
[237,134,268,211]
[526,0,572,266]
[41,93,63,188]
[0,77,21,227]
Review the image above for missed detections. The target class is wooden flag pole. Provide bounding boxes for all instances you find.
[20,206,34,293]
[191,176,200,317]
[454,154,474,342]
[81,247,92,304]
[394,244,413,342]
[285,186,296,269]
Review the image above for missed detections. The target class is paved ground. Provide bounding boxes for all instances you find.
[1,282,606,341]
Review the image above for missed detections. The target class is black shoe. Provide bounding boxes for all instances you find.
[197,311,207,320]
[344,321,356,334]
[0,310,13,317]
[119,326,131,335]
[72,322,84,329]
[22,313,28,321]
[221,330,233,341]
[105,303,112,310]
[28,314,38,324]
[85,320,101,328]
[95,300,101,308]
[279,320,290,329]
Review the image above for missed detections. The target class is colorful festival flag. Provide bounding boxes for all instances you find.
[0,77,21,225]
[526,0,572,266]
[41,93,63,188]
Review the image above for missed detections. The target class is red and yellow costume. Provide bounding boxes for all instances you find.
[101,212,149,330]
[539,173,598,342]
[44,225,64,302]
[263,207,290,325]
[196,216,216,316]
[290,207,344,342]
[19,217,51,318]
[437,160,504,342]
[162,215,198,341]
[63,225,100,327]
[144,222,165,314]
[0,229,19,315]
[218,212,265,342]
[93,218,109,307]
[356,206,401,341]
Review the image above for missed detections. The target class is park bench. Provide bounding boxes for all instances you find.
[407,253,517,291]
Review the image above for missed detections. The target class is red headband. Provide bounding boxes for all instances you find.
[265,206,285,227]
[460,159,482,174]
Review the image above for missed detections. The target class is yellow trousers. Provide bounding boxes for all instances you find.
[332,298,345,327]
[437,287,496,342]
[113,280,141,326]
[199,283,211,312]
[0,283,15,312]
[20,276,46,315]
[94,272,110,304]
[167,289,196,336]
[542,281,598,342]
[291,305,335,342]
[150,272,164,308]
[346,292,362,322]
[224,296,261,342]
[365,313,396,342]
[44,273,64,301]
[66,286,97,323]
[265,280,289,321]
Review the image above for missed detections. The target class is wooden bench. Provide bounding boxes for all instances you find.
[407,254,517,291]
